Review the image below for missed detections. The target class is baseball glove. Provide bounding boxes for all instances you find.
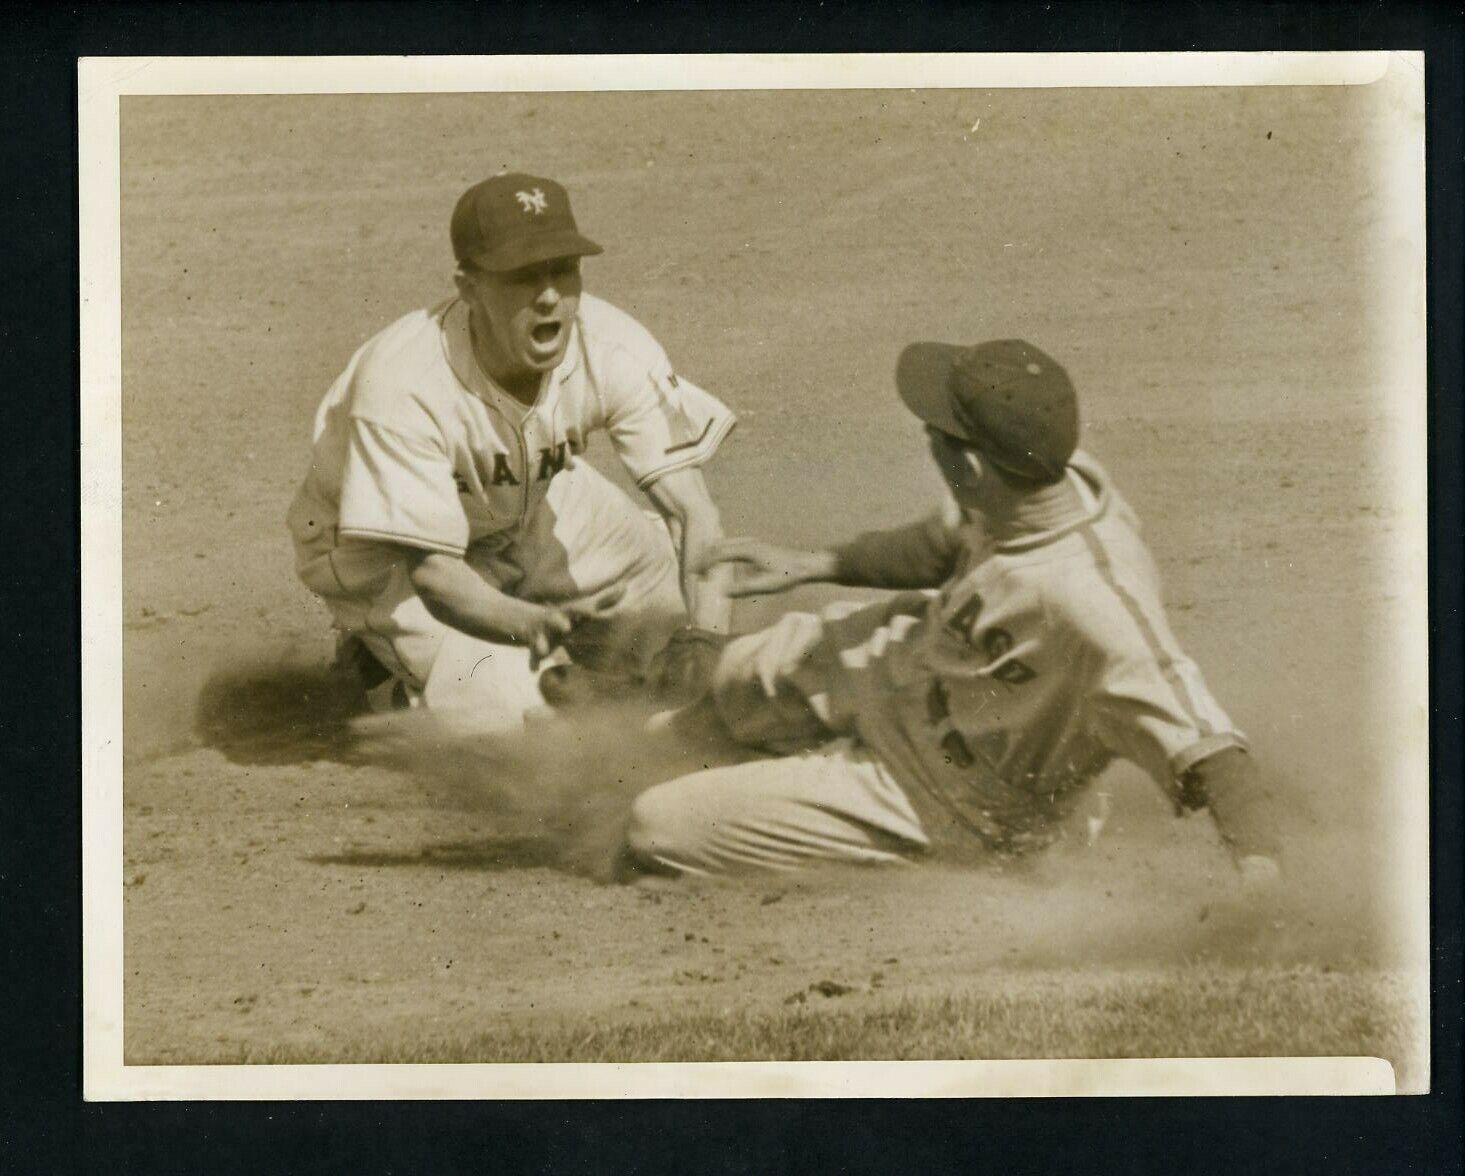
[537,662,629,710]
[537,627,729,714]
[647,626,728,706]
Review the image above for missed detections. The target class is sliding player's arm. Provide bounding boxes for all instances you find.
[700,499,964,597]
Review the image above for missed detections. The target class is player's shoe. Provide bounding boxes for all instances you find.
[332,634,417,714]
[363,675,417,714]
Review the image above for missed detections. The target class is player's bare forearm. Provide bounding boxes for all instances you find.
[696,539,836,597]
[406,550,563,651]
[645,468,731,632]
[679,511,732,632]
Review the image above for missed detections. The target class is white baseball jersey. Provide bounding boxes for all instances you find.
[287,293,735,603]
[794,452,1246,851]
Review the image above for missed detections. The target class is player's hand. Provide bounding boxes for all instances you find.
[495,592,622,665]
[695,538,836,598]
[511,602,576,664]
[556,585,627,669]
[1237,853,1283,898]
[746,611,825,697]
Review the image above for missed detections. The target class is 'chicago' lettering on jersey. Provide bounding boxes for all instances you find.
[941,587,984,642]
[924,677,976,768]
[992,658,1038,685]
[981,627,1038,684]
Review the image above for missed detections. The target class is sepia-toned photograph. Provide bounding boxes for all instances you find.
[82,53,1429,1098]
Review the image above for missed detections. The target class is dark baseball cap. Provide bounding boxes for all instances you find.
[896,339,1079,484]
[450,172,604,273]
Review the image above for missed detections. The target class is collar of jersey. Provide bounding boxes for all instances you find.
[438,298,581,415]
[987,451,1110,554]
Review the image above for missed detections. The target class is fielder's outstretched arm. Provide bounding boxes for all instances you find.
[644,467,732,633]
[406,550,617,660]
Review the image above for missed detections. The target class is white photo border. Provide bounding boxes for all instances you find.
[80,51,1426,1101]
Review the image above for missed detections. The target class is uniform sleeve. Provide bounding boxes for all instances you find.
[1090,643,1247,803]
[831,511,963,589]
[336,418,469,555]
[598,342,737,489]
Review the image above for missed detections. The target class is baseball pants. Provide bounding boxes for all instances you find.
[624,615,931,875]
[297,460,686,730]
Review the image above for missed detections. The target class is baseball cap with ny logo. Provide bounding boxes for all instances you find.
[451,172,604,273]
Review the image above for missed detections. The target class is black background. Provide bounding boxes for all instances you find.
[2,2,1460,1171]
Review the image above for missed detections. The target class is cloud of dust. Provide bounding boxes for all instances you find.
[898,809,1413,975]
[189,650,1421,974]
[349,698,754,881]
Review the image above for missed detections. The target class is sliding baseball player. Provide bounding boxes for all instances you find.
[620,339,1281,885]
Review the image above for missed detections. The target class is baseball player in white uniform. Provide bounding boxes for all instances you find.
[288,173,735,728]
[621,339,1281,885]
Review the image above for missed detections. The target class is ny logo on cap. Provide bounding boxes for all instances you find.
[515,188,548,215]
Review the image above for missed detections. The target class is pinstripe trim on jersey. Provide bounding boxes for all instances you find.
[1170,730,1248,777]
[335,526,466,557]
[634,410,738,489]
[1077,523,1214,738]
[992,458,1109,553]
[662,416,714,455]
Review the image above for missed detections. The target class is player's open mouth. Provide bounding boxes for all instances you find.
[530,322,563,347]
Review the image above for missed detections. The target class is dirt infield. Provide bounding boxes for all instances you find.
[117,83,1427,1084]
